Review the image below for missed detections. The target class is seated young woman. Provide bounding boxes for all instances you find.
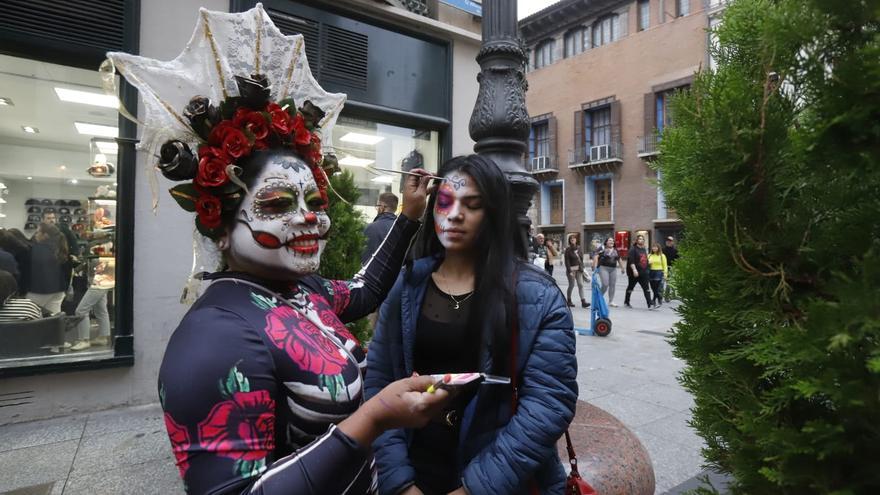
[365,155,578,495]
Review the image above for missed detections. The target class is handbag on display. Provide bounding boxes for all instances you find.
[509,268,598,495]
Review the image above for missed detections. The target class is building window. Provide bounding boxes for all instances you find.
[709,15,722,70]
[549,185,564,224]
[0,54,127,367]
[677,0,690,16]
[584,106,612,150]
[592,14,619,47]
[638,0,650,31]
[540,181,564,225]
[534,39,555,69]
[530,121,550,160]
[594,179,612,222]
[655,86,688,133]
[564,27,587,58]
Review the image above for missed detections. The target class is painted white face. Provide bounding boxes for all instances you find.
[227,153,331,278]
[433,171,484,253]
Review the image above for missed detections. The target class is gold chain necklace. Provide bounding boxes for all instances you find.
[437,269,475,310]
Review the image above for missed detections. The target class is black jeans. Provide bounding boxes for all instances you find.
[624,270,652,307]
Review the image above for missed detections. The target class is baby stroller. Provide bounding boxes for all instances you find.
[590,271,612,337]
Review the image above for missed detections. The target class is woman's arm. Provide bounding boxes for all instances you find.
[460,282,578,495]
[327,172,430,323]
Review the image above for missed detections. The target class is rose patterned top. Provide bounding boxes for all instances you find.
[159,215,420,494]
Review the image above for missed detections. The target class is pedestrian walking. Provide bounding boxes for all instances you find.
[564,234,589,308]
[662,236,679,302]
[647,243,668,309]
[592,237,624,307]
[532,233,557,275]
[624,234,652,309]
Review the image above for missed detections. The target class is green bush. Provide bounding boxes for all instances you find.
[318,170,372,345]
[658,0,880,492]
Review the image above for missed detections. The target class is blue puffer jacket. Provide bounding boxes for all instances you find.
[365,257,578,495]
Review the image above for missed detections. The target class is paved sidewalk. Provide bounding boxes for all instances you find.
[553,266,727,494]
[0,269,723,495]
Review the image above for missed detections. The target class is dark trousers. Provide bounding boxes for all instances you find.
[545,263,554,276]
[649,270,664,305]
[624,270,652,307]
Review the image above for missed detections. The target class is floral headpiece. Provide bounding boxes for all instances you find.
[106,4,346,240]
[157,75,335,239]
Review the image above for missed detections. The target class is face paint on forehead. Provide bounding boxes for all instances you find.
[447,174,467,191]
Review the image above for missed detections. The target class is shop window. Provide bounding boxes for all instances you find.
[0,54,124,367]
[331,116,440,220]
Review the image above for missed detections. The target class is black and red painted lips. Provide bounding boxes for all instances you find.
[237,220,321,255]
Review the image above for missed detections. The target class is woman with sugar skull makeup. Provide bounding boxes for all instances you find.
[365,155,578,495]
[107,7,451,494]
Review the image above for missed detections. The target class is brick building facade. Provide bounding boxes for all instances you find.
[520,0,725,253]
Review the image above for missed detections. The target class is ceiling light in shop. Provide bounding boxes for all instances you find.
[55,87,119,108]
[59,165,67,170]
[26,176,33,180]
[75,122,118,137]
[69,179,79,185]
[340,132,384,145]
[0,183,6,189]
[338,155,375,167]
[0,198,6,204]
[94,140,118,155]
[0,97,13,106]
[370,175,395,184]
[22,126,39,133]
[0,214,6,218]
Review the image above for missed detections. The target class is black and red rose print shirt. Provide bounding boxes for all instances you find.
[158,215,420,494]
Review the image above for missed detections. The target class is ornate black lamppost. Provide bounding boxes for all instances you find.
[469,0,537,257]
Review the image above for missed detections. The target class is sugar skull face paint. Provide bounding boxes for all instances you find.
[226,152,331,278]
[433,172,484,252]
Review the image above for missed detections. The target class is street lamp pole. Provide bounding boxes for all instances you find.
[470,0,537,257]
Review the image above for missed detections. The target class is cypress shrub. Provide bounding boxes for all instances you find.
[658,0,880,492]
[318,170,372,345]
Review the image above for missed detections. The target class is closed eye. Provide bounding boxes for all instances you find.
[305,191,327,211]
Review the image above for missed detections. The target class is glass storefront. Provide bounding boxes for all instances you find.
[331,115,440,219]
[0,54,122,367]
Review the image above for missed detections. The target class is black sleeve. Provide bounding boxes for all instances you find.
[318,215,420,323]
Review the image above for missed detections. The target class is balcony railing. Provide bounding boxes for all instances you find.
[637,134,660,158]
[568,142,623,171]
[526,155,559,176]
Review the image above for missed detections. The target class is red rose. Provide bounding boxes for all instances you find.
[197,390,275,461]
[164,413,192,479]
[318,309,359,345]
[233,108,270,141]
[263,306,348,375]
[265,103,293,135]
[292,114,311,146]
[222,127,251,159]
[195,193,222,229]
[208,120,238,146]
[196,146,230,188]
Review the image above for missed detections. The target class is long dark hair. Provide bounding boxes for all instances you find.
[413,154,519,374]
[36,223,68,262]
